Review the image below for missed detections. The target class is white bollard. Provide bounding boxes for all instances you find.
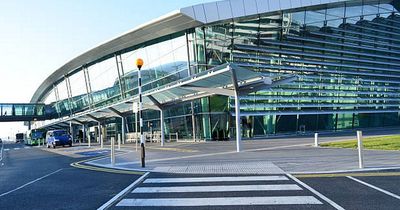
[314,133,319,147]
[88,132,91,147]
[357,131,364,169]
[117,134,121,150]
[135,133,138,151]
[111,137,115,166]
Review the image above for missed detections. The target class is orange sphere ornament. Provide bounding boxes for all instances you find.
[136,58,144,69]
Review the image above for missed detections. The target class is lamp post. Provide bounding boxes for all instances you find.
[136,58,145,167]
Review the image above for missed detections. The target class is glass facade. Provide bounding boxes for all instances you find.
[37,1,400,140]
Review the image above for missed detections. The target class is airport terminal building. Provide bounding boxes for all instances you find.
[29,0,400,142]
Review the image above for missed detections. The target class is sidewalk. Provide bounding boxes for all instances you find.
[76,131,400,174]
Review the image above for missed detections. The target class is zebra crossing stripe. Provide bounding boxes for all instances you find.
[4,149,10,151]
[133,184,302,193]
[144,175,288,183]
[117,196,322,206]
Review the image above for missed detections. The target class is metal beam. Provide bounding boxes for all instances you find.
[71,119,84,125]
[239,75,297,95]
[181,85,235,97]
[147,95,163,109]
[147,95,164,146]
[86,114,100,122]
[108,107,124,117]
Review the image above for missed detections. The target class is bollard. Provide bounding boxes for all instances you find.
[314,133,319,147]
[357,131,364,169]
[117,134,121,150]
[111,137,115,166]
[141,142,145,168]
[88,132,91,147]
[135,135,138,151]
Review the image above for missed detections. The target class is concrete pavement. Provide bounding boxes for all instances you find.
[64,131,400,174]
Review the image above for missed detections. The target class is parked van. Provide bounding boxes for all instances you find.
[46,130,72,148]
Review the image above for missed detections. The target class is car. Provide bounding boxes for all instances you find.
[0,138,2,144]
[46,130,72,149]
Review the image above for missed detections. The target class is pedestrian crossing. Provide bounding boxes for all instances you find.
[112,174,328,208]
[3,146,32,151]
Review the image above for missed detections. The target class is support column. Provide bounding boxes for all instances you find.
[82,124,86,144]
[230,65,242,152]
[235,92,241,152]
[98,122,103,148]
[191,101,196,142]
[121,117,126,145]
[69,121,74,145]
[160,110,165,147]
[87,127,91,147]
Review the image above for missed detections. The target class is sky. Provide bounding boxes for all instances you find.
[0,0,216,138]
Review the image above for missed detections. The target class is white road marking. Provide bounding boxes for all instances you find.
[4,149,10,151]
[287,174,345,210]
[13,148,20,150]
[117,196,322,206]
[0,169,63,197]
[97,172,150,210]
[133,184,302,193]
[144,175,288,183]
[24,147,30,149]
[347,176,400,200]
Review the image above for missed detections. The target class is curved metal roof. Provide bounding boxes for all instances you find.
[31,0,357,103]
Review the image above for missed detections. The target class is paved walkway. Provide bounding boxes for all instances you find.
[74,130,400,174]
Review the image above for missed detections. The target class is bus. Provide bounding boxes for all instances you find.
[15,133,26,143]
[25,130,46,145]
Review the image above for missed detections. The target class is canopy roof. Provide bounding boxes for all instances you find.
[38,63,295,128]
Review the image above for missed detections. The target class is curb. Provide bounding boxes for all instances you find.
[70,155,144,175]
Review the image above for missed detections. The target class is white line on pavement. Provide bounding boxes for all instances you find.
[133,184,302,193]
[0,169,63,197]
[347,176,400,200]
[4,149,10,151]
[144,176,288,183]
[13,148,20,150]
[287,174,345,210]
[97,172,150,210]
[117,196,322,206]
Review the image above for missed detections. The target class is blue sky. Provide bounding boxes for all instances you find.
[0,0,215,138]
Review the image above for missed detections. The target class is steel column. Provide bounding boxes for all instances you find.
[115,54,125,99]
[160,109,165,147]
[82,124,86,144]
[234,91,241,152]
[98,122,103,148]
[121,117,125,145]
[69,121,74,145]
[230,65,242,152]
[191,101,196,142]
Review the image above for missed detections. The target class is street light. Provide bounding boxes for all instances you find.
[136,58,145,167]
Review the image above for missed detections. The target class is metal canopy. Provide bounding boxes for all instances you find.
[38,63,293,151]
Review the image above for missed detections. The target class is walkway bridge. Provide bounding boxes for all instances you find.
[0,103,56,122]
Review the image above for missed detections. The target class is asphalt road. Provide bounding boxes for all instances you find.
[0,142,141,210]
[1,142,400,210]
